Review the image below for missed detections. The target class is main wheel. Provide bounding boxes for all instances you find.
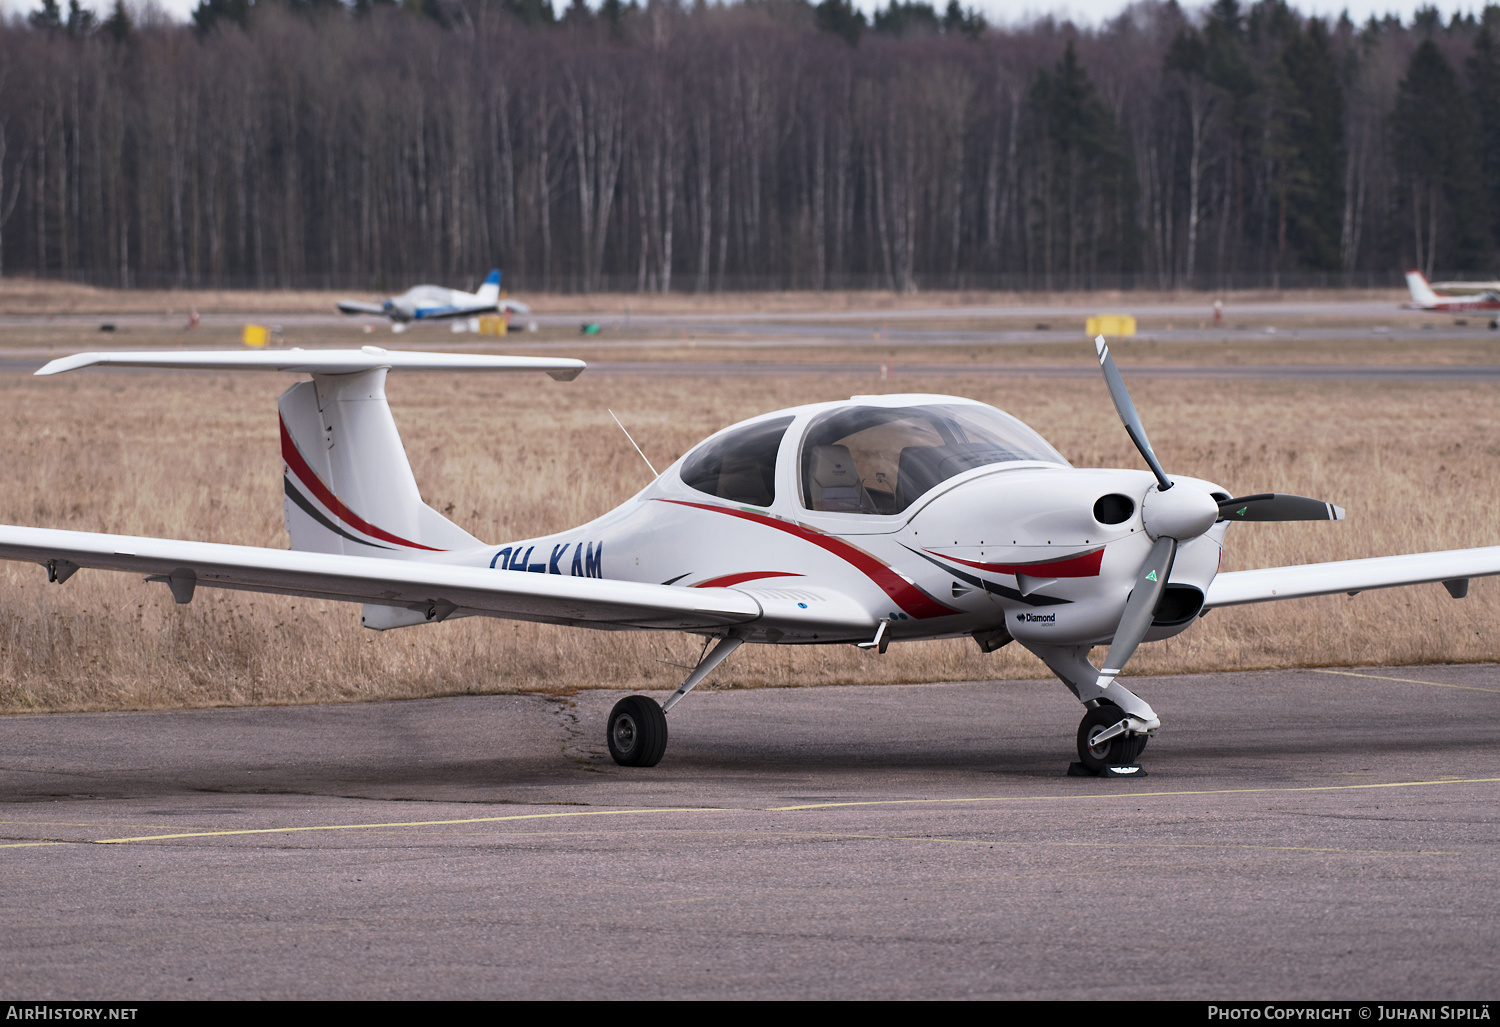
[1076,704,1148,773]
[607,695,669,767]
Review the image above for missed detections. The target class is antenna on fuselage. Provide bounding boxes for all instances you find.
[609,409,659,479]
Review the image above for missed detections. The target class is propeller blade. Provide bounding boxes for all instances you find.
[1093,335,1171,492]
[1097,535,1177,688]
[1217,494,1345,522]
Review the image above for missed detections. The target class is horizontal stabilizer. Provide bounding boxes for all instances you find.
[337,301,387,316]
[1204,545,1500,608]
[35,348,585,381]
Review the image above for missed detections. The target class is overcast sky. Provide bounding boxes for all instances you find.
[0,0,1486,32]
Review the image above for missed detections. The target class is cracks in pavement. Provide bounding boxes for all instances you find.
[549,696,605,772]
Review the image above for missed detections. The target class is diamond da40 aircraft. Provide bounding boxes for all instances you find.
[3,340,1498,773]
[337,269,530,330]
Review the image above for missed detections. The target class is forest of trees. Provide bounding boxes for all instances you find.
[2,0,1498,292]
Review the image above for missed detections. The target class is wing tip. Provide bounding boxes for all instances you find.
[35,353,99,376]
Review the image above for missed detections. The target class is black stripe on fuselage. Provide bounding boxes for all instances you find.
[902,545,1071,607]
[283,476,395,550]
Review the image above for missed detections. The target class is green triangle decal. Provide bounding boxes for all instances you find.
[1236,506,1248,517]
[1145,570,1157,581]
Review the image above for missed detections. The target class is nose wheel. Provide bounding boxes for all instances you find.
[607,695,669,767]
[1076,704,1148,773]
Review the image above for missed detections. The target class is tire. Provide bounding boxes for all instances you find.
[607,695,668,767]
[1076,704,1147,773]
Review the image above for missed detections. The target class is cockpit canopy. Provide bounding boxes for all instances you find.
[677,402,1067,515]
[800,403,1068,514]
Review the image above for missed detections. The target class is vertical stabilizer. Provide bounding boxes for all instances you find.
[475,269,502,307]
[278,369,482,556]
[1405,270,1440,307]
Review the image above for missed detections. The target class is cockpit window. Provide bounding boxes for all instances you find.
[801,403,1068,515]
[680,416,794,508]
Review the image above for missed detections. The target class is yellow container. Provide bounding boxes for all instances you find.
[1086,314,1136,338]
[478,315,508,337]
[242,324,269,347]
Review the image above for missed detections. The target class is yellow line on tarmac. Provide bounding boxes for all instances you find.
[783,831,1455,857]
[11,777,1498,849]
[1312,668,1500,694]
[0,841,73,849]
[767,776,1500,810]
[94,806,735,844]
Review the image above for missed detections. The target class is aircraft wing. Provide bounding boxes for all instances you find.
[411,304,496,321]
[1203,546,1500,608]
[0,525,877,636]
[0,525,763,632]
[337,301,387,316]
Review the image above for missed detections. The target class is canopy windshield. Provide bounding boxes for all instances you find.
[800,403,1068,515]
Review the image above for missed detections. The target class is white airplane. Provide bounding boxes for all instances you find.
[337,270,531,330]
[1426,278,1500,295]
[1404,271,1500,324]
[2,340,1498,774]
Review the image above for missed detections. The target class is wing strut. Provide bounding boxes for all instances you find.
[661,636,744,713]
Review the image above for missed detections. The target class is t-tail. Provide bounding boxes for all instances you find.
[33,348,585,623]
[475,269,502,307]
[1405,269,1440,308]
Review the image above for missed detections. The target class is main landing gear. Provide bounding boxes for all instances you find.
[606,636,744,767]
[607,695,668,766]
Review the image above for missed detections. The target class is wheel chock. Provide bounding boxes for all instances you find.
[1067,762,1148,778]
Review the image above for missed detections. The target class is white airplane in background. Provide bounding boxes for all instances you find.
[1426,278,1500,295]
[2,339,1498,774]
[1404,271,1500,326]
[337,270,531,331]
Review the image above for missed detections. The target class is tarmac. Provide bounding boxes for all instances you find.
[2,666,1499,999]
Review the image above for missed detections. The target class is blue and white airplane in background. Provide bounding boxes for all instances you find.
[338,270,530,331]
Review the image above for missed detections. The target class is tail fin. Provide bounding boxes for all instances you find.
[1405,270,1439,307]
[278,370,481,556]
[475,269,502,307]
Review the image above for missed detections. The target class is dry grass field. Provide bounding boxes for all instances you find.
[1,325,1498,714]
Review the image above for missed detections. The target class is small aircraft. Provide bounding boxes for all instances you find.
[337,270,530,331]
[1425,278,1500,296]
[1404,271,1500,326]
[2,340,1497,774]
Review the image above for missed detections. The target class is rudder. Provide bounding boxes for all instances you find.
[279,368,481,556]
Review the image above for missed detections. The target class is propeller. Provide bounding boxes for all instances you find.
[1217,493,1344,522]
[1090,336,1342,691]
[1095,335,1171,491]
[1097,535,1176,686]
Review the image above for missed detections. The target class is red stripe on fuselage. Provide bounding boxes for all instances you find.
[931,547,1104,578]
[692,571,804,589]
[279,417,443,552]
[655,499,957,619]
